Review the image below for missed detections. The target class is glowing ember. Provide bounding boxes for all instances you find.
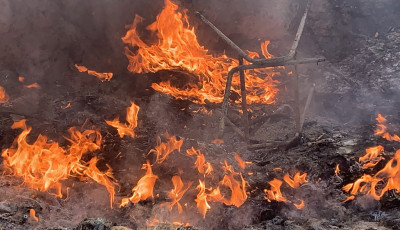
[264,179,287,202]
[0,85,9,103]
[293,200,305,209]
[167,176,192,213]
[121,161,158,207]
[29,209,39,222]
[106,102,139,138]
[234,153,252,170]
[149,132,183,164]
[18,76,41,88]
[283,172,308,188]
[186,147,213,175]
[122,0,279,105]
[211,139,224,145]
[1,120,116,206]
[75,64,113,82]
[195,180,211,218]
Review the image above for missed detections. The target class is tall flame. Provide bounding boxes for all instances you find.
[375,114,400,142]
[122,0,279,104]
[1,120,116,207]
[234,153,252,170]
[220,161,248,207]
[264,179,287,202]
[121,161,158,207]
[75,64,113,82]
[106,102,139,138]
[0,85,9,103]
[195,180,211,218]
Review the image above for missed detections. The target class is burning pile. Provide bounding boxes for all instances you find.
[344,114,400,201]
[122,0,280,105]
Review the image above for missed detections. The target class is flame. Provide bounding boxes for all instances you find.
[167,176,192,213]
[121,161,158,207]
[293,200,305,209]
[146,217,159,226]
[220,162,248,207]
[75,64,113,82]
[29,209,38,222]
[264,179,287,202]
[195,180,211,218]
[375,114,400,142]
[186,147,213,175]
[283,172,308,188]
[0,86,9,103]
[343,115,400,201]
[106,102,139,138]
[1,120,116,206]
[122,0,279,105]
[149,132,183,164]
[234,153,252,170]
[24,83,41,89]
[359,145,384,169]
[335,164,340,175]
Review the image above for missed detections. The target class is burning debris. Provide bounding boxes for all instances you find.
[0,0,400,229]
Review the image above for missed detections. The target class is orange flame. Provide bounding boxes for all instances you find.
[167,175,192,213]
[1,120,116,207]
[283,172,308,188]
[195,180,211,218]
[220,162,248,207]
[121,161,158,207]
[146,217,159,226]
[186,147,213,175]
[234,153,252,170]
[0,86,9,103]
[264,179,287,202]
[334,164,340,175]
[106,102,139,138]
[75,64,113,82]
[375,114,400,142]
[29,209,39,222]
[122,0,279,105]
[149,132,183,164]
[211,139,224,145]
[24,83,40,89]
[293,200,305,209]
[359,145,384,169]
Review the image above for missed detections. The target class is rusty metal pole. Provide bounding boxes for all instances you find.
[239,58,249,141]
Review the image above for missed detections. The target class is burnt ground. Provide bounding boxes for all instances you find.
[0,0,400,229]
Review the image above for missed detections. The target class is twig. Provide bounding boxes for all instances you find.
[294,54,301,134]
[225,117,245,139]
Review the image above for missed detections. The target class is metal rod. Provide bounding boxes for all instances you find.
[239,58,249,141]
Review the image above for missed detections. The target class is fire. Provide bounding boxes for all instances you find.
[122,0,279,105]
[220,162,248,207]
[0,85,9,103]
[264,179,287,202]
[195,180,211,218]
[335,164,340,175]
[1,120,116,207]
[234,153,252,170]
[121,161,158,207]
[283,172,308,188]
[75,64,113,82]
[18,76,41,88]
[293,200,305,209]
[375,114,400,142]
[167,176,192,213]
[186,147,213,175]
[29,209,39,222]
[149,132,183,164]
[343,115,400,201]
[359,145,384,169]
[106,102,139,138]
